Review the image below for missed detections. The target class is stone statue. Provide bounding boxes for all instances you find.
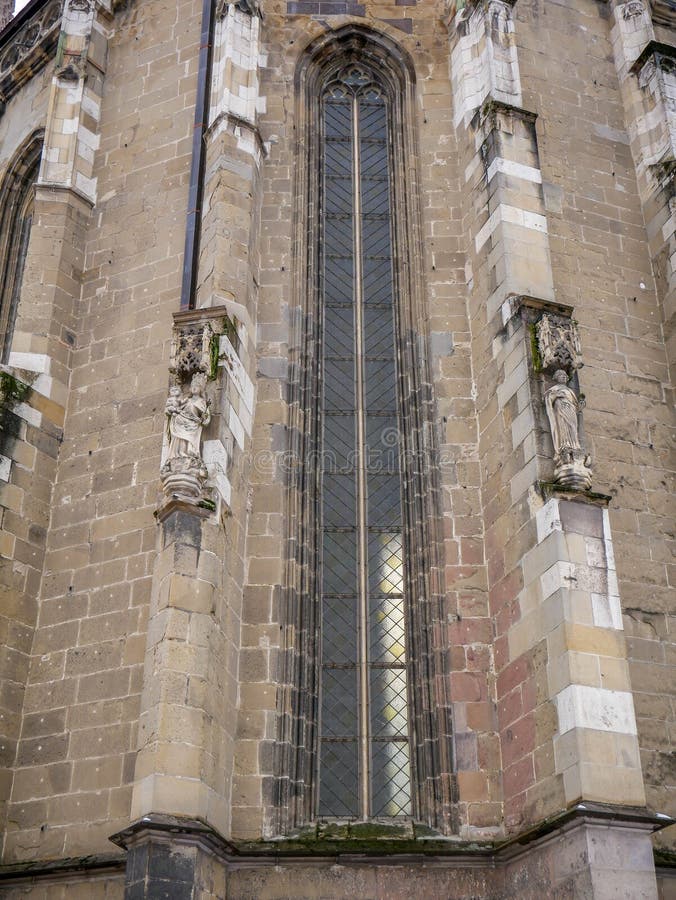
[544,369,583,455]
[160,373,211,502]
[544,369,592,491]
[166,373,211,460]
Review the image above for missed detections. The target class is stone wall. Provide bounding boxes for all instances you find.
[0,0,672,891]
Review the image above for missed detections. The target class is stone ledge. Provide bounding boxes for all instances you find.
[0,853,125,883]
[471,98,538,135]
[1,805,671,887]
[630,39,676,75]
[110,804,672,862]
[154,497,216,524]
[537,481,612,507]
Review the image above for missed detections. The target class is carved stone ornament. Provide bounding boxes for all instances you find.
[56,55,87,82]
[544,369,592,492]
[536,313,583,374]
[160,372,212,503]
[623,0,646,18]
[215,0,260,17]
[169,320,215,381]
[235,0,261,15]
[66,0,94,12]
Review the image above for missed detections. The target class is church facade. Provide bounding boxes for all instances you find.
[0,0,674,894]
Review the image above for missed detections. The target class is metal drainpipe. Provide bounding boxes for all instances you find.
[179,0,216,310]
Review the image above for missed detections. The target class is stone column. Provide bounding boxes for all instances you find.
[197,0,263,329]
[448,3,658,892]
[119,5,263,884]
[0,0,111,838]
[120,300,255,891]
[5,0,112,570]
[607,0,675,382]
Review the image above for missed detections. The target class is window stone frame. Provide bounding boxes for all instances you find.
[0,129,43,362]
[274,25,455,835]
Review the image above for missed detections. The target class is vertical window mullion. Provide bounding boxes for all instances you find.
[351,90,372,821]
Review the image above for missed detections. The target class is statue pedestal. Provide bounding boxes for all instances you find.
[553,447,593,492]
[160,455,208,503]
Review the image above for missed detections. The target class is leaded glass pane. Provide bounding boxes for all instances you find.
[371,742,411,817]
[318,741,359,818]
[370,668,408,737]
[322,531,357,596]
[322,667,359,736]
[369,596,407,664]
[323,595,358,664]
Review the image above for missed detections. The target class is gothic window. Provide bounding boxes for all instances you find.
[0,132,42,362]
[318,64,411,819]
[278,28,453,834]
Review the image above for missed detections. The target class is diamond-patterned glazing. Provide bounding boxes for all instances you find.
[370,668,408,737]
[369,596,406,664]
[318,740,359,818]
[371,741,412,816]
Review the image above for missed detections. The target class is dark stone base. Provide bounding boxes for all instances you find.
[1,806,668,899]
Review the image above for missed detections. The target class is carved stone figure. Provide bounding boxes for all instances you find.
[544,369,592,491]
[545,369,582,455]
[536,313,582,374]
[160,372,211,502]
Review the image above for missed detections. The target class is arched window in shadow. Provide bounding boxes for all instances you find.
[0,131,43,362]
[276,27,453,835]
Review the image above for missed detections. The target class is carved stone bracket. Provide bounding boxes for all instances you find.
[535,312,583,374]
[169,318,216,383]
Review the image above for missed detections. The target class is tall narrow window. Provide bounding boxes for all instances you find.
[278,28,453,836]
[318,64,410,819]
[0,134,42,362]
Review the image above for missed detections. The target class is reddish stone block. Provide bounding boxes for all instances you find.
[496,656,530,699]
[494,599,520,635]
[450,671,486,702]
[477,732,502,770]
[503,754,535,800]
[449,645,466,670]
[521,676,537,714]
[501,713,536,768]
[450,616,493,646]
[458,591,489,617]
[465,644,491,672]
[466,700,494,732]
[497,687,523,730]
[457,770,489,801]
[487,549,505,585]
[460,537,484,565]
[443,537,459,565]
[489,567,523,615]
[493,635,509,671]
